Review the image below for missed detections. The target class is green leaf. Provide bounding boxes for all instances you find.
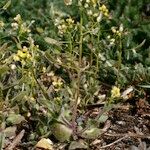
[69,140,88,150]
[36,27,44,34]
[51,123,72,142]
[0,43,8,52]
[2,0,11,10]
[98,114,108,123]
[0,65,9,77]
[44,37,61,47]
[81,127,102,139]
[0,132,5,150]
[138,85,150,88]
[6,114,25,125]
[11,91,28,102]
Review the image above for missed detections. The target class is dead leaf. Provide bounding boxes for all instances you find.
[6,129,25,150]
[35,138,54,150]
[4,126,16,138]
[121,86,134,100]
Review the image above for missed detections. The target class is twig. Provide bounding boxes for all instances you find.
[104,133,150,139]
[98,133,150,149]
[98,135,128,149]
[6,129,25,150]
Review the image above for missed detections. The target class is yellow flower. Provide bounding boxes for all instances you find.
[30,97,35,101]
[104,12,109,17]
[99,4,109,17]
[116,31,121,37]
[42,67,46,73]
[111,86,121,98]
[99,5,107,11]
[52,77,63,92]
[91,0,97,4]
[57,78,63,86]
[54,97,61,101]
[21,60,26,65]
[17,50,27,58]
[13,55,20,61]
[111,26,123,36]
[52,79,63,87]
[26,53,31,59]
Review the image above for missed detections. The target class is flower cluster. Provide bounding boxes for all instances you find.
[12,36,39,66]
[78,0,98,7]
[24,95,35,102]
[99,4,109,17]
[54,17,74,35]
[52,77,63,91]
[107,35,115,46]
[48,72,63,91]
[111,86,121,98]
[11,14,31,34]
[78,1,109,22]
[111,24,124,37]
[41,71,63,92]
[13,46,32,65]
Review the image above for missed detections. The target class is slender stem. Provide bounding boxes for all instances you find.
[68,32,73,53]
[118,36,122,69]
[72,9,83,134]
[96,23,101,75]
[99,135,128,149]
[90,34,94,65]
[31,69,50,100]
[79,14,83,66]
[117,36,122,85]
